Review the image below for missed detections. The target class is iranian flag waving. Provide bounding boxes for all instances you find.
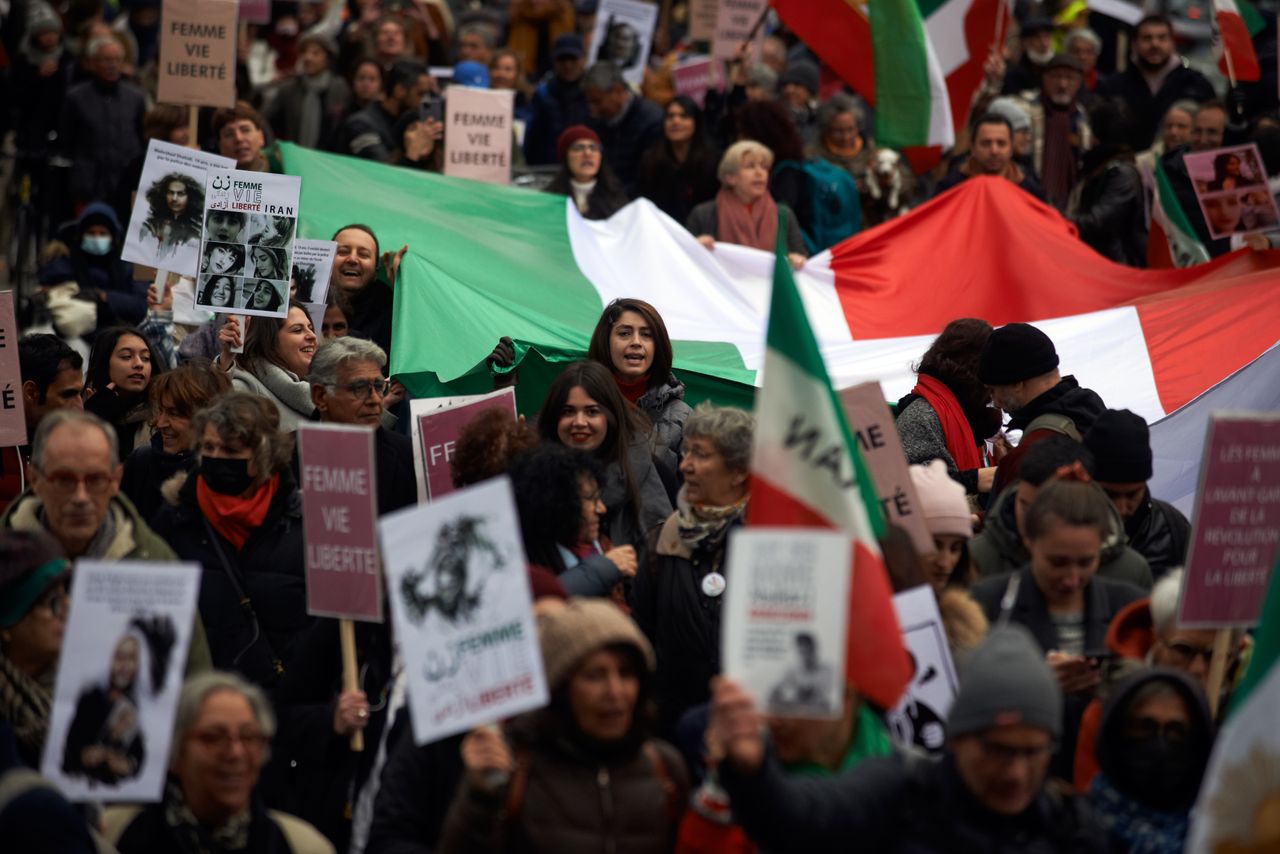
[1147,158,1210,269]
[1187,550,1280,851]
[1214,0,1264,82]
[871,0,956,149]
[745,215,912,711]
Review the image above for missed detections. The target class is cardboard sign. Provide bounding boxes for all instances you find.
[673,56,716,108]
[1184,144,1279,239]
[239,0,271,25]
[588,0,660,87]
[689,0,719,41]
[42,561,199,802]
[712,0,766,63]
[885,586,959,753]
[839,382,937,558]
[198,169,301,317]
[1178,412,1280,628]
[300,424,384,623]
[291,239,337,306]
[121,140,235,276]
[443,87,515,185]
[409,388,517,504]
[0,291,27,447]
[157,0,237,108]
[722,528,851,719]
[380,476,548,745]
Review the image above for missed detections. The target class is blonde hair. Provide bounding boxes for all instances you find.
[718,140,774,183]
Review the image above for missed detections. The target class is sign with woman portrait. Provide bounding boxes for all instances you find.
[121,140,234,275]
[40,561,200,802]
[1185,143,1280,239]
[198,168,301,318]
[588,0,660,86]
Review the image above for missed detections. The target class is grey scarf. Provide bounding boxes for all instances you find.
[297,71,332,150]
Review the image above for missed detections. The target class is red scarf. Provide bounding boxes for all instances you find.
[614,373,649,404]
[911,374,982,470]
[196,473,279,551]
[714,187,778,252]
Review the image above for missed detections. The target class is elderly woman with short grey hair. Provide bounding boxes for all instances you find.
[631,402,756,734]
[102,671,334,853]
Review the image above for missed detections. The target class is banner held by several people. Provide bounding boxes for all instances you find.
[41,561,199,802]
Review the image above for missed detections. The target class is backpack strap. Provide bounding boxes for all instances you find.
[643,740,680,826]
[1023,413,1081,442]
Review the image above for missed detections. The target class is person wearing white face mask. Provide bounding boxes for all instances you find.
[38,202,148,329]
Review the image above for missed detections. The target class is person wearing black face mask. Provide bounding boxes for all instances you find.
[1088,669,1214,852]
[151,392,310,691]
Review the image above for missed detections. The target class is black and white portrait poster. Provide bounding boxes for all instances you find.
[379,476,548,745]
[721,528,851,720]
[588,0,659,87]
[198,169,301,317]
[41,561,199,802]
[121,140,234,275]
[886,585,959,753]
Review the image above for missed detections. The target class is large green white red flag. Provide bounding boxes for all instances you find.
[744,215,912,711]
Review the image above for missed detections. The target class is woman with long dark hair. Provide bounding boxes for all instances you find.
[546,126,629,220]
[896,318,1002,496]
[140,172,204,262]
[637,95,721,224]
[84,325,166,456]
[216,301,317,430]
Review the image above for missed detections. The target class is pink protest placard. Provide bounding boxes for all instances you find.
[299,424,383,622]
[674,57,715,108]
[1178,413,1280,628]
[239,0,271,25]
[0,291,27,447]
[416,388,517,501]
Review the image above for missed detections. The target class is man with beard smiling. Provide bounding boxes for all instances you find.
[1096,14,1213,150]
[329,224,407,357]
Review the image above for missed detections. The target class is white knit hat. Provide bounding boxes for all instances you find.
[908,460,972,540]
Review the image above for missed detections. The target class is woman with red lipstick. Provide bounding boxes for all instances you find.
[84,326,166,456]
[536,362,672,561]
[586,298,691,471]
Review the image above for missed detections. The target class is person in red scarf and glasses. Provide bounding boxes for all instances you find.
[152,393,310,691]
[895,318,1005,497]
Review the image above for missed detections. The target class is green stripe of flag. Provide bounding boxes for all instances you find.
[1240,0,1265,36]
[1154,158,1210,266]
[1227,551,1280,718]
[870,0,936,149]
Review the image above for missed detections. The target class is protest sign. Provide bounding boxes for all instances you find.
[41,561,199,802]
[198,169,301,317]
[1184,144,1279,239]
[0,291,27,447]
[588,0,660,87]
[291,238,337,306]
[839,382,937,558]
[409,388,518,503]
[885,586,959,753]
[689,0,719,41]
[722,528,851,719]
[443,87,515,185]
[121,140,235,276]
[380,476,548,745]
[300,424,383,622]
[673,56,716,107]
[712,0,766,63]
[239,0,271,25]
[1178,412,1280,628]
[157,0,237,108]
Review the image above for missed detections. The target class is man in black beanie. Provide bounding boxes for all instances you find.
[1083,409,1190,581]
[978,322,1106,497]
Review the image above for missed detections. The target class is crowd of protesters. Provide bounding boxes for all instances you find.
[0,0,1276,852]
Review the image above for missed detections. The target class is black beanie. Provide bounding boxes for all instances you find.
[977,323,1059,385]
[1083,409,1153,483]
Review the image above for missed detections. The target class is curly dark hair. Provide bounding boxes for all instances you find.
[142,172,204,245]
[914,318,1000,441]
[508,443,606,574]
[450,407,541,488]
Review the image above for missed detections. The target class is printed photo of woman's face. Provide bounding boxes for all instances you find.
[205,244,240,274]
[206,211,245,243]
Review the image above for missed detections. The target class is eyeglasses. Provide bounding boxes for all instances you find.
[568,142,601,154]
[1163,639,1217,666]
[1123,716,1191,745]
[334,379,392,399]
[189,727,268,754]
[977,737,1055,765]
[36,469,115,495]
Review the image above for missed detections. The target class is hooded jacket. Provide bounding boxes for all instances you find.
[41,203,146,326]
[636,374,692,468]
[970,485,1154,590]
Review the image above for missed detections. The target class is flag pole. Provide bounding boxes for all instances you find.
[1222,35,1239,88]
[341,618,365,751]
[1206,627,1234,719]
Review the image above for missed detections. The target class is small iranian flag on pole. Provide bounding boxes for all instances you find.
[1147,159,1210,269]
[870,0,956,150]
[1214,0,1264,83]
[1187,550,1280,851]
[746,213,912,711]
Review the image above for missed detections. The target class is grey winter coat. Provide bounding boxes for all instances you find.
[636,375,691,469]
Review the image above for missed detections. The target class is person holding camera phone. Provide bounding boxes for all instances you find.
[342,58,441,166]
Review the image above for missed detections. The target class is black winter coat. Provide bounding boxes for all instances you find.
[1072,160,1148,267]
[1095,64,1216,151]
[365,728,466,854]
[637,140,721,225]
[1125,492,1191,583]
[720,751,1114,853]
[264,74,353,151]
[590,95,664,195]
[57,78,146,206]
[122,434,195,524]
[150,470,312,688]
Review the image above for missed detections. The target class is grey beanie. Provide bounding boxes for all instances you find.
[947,625,1062,739]
[988,97,1032,134]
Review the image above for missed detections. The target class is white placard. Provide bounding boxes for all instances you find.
[722,528,851,719]
[291,238,336,306]
[198,169,301,317]
[885,586,960,753]
[380,477,548,745]
[443,86,515,185]
[121,140,235,276]
[41,561,200,802]
[588,0,660,87]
